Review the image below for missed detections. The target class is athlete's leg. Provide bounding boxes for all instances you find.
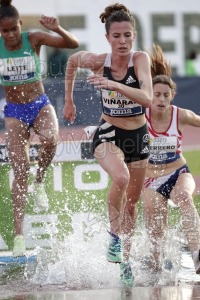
[32,104,59,183]
[170,173,200,252]
[122,159,148,261]
[95,142,129,235]
[142,188,168,270]
[5,117,30,237]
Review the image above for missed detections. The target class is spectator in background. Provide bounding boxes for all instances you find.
[185,50,198,76]
[48,48,68,77]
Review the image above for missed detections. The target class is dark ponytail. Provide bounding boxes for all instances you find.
[147,44,176,93]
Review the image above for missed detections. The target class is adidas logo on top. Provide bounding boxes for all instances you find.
[126,75,136,84]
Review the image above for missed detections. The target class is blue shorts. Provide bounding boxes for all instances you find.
[4,93,51,126]
[144,164,190,199]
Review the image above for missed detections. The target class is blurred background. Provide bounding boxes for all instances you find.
[0,2,200,281]
[0,0,200,128]
[12,0,200,75]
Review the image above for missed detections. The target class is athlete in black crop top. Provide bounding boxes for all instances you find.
[101,51,145,118]
[64,3,153,287]
[104,55,140,89]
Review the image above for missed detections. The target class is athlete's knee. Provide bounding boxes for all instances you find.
[42,134,58,151]
[174,190,193,208]
[40,127,59,146]
[112,170,130,190]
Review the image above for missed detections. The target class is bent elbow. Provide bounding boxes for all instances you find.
[71,40,79,49]
[67,39,79,49]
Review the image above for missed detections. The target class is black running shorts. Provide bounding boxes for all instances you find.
[93,119,150,163]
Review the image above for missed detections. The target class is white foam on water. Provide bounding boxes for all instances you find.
[1,211,197,292]
[178,251,200,284]
[31,212,121,289]
[29,213,190,289]
[127,224,182,287]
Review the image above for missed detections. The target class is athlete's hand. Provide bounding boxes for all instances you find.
[87,75,120,90]
[39,15,59,31]
[63,101,76,124]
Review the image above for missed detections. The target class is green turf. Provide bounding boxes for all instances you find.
[183,150,200,213]
[183,150,200,175]
[0,150,199,250]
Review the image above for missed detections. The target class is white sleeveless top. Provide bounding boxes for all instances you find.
[145,105,182,164]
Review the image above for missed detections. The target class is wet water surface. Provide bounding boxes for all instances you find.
[1,220,200,300]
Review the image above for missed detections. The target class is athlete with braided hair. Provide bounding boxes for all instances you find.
[0,0,79,257]
[142,45,200,276]
[64,3,152,286]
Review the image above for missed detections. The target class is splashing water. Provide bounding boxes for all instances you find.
[30,213,194,288]
[1,212,200,296]
[31,213,120,289]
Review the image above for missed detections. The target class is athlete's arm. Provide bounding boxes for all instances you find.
[179,107,200,128]
[29,15,79,52]
[64,51,105,123]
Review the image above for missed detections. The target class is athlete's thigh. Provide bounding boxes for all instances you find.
[4,117,30,163]
[142,188,167,214]
[170,173,196,201]
[33,104,59,142]
[126,159,148,200]
[94,142,129,178]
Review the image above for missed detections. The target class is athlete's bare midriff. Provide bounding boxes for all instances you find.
[3,81,45,104]
[146,155,187,177]
[101,113,146,130]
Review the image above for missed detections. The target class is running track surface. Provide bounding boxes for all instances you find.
[0,126,199,192]
[0,125,198,148]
